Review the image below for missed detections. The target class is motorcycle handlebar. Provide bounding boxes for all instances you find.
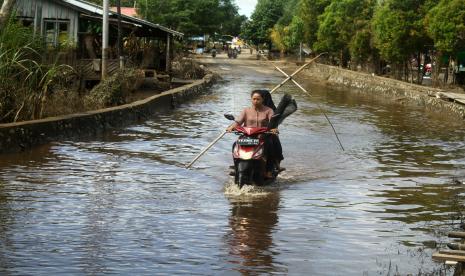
[228,131,276,135]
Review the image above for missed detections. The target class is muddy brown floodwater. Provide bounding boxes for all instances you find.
[1,53,465,275]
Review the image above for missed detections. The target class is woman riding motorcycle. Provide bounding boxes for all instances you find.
[226,90,284,178]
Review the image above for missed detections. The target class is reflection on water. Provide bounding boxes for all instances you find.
[225,192,285,274]
[0,62,465,275]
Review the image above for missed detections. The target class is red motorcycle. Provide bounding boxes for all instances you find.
[225,114,280,188]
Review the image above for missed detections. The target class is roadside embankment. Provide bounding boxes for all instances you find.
[0,73,216,154]
[300,62,465,119]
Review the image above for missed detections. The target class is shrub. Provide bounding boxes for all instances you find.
[84,68,144,108]
[0,18,76,122]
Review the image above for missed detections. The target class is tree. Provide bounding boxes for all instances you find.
[425,0,465,85]
[217,0,247,36]
[372,0,434,80]
[270,15,304,55]
[243,0,285,46]
[296,0,330,49]
[287,15,305,49]
[277,0,299,26]
[349,28,373,65]
[138,0,244,37]
[270,24,288,55]
[314,0,374,67]
[348,0,376,67]
[426,0,465,54]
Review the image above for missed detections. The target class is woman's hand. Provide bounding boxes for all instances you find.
[270,128,279,135]
[226,126,235,133]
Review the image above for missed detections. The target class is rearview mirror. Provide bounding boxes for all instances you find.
[224,114,235,121]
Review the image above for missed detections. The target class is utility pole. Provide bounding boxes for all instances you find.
[116,0,124,69]
[102,0,109,80]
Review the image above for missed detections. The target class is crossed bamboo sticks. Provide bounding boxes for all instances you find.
[186,52,344,169]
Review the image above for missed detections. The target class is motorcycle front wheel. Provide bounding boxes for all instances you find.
[235,159,265,188]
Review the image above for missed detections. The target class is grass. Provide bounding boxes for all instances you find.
[0,17,80,123]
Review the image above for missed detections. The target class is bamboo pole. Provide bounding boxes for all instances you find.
[274,66,345,151]
[185,131,227,169]
[449,232,465,239]
[269,52,326,94]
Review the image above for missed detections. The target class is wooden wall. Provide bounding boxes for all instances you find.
[15,0,79,43]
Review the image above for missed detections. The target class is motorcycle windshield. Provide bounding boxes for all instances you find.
[235,126,268,136]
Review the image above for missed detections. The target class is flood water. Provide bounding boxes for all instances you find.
[1,59,465,275]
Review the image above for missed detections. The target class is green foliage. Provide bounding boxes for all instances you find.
[372,0,431,63]
[79,18,102,34]
[296,0,330,47]
[270,15,304,52]
[138,0,245,36]
[426,0,465,54]
[242,0,285,45]
[84,68,144,108]
[349,28,372,63]
[270,24,288,51]
[277,0,300,26]
[314,0,374,56]
[0,18,75,122]
[85,0,245,36]
[288,15,305,49]
[216,0,247,36]
[171,58,207,79]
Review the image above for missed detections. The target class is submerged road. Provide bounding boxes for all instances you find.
[1,52,465,275]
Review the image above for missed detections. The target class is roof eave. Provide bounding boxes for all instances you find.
[58,0,183,37]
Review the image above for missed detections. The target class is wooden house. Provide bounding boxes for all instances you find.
[13,0,183,81]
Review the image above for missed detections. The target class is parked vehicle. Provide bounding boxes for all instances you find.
[424,63,432,77]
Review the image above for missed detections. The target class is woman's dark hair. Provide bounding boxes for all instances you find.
[250,90,263,98]
[250,89,276,110]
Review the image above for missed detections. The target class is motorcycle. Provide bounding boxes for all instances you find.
[227,49,238,59]
[223,92,297,188]
[211,49,217,58]
[224,114,281,188]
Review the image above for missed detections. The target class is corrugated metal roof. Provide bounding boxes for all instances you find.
[59,0,183,37]
[61,0,103,15]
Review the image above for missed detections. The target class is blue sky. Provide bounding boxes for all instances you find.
[235,0,257,17]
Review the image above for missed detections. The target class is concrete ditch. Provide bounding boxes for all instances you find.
[0,73,216,154]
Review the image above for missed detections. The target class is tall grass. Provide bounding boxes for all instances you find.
[0,17,75,123]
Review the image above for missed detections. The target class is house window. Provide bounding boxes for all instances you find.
[43,19,70,47]
[17,17,34,27]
